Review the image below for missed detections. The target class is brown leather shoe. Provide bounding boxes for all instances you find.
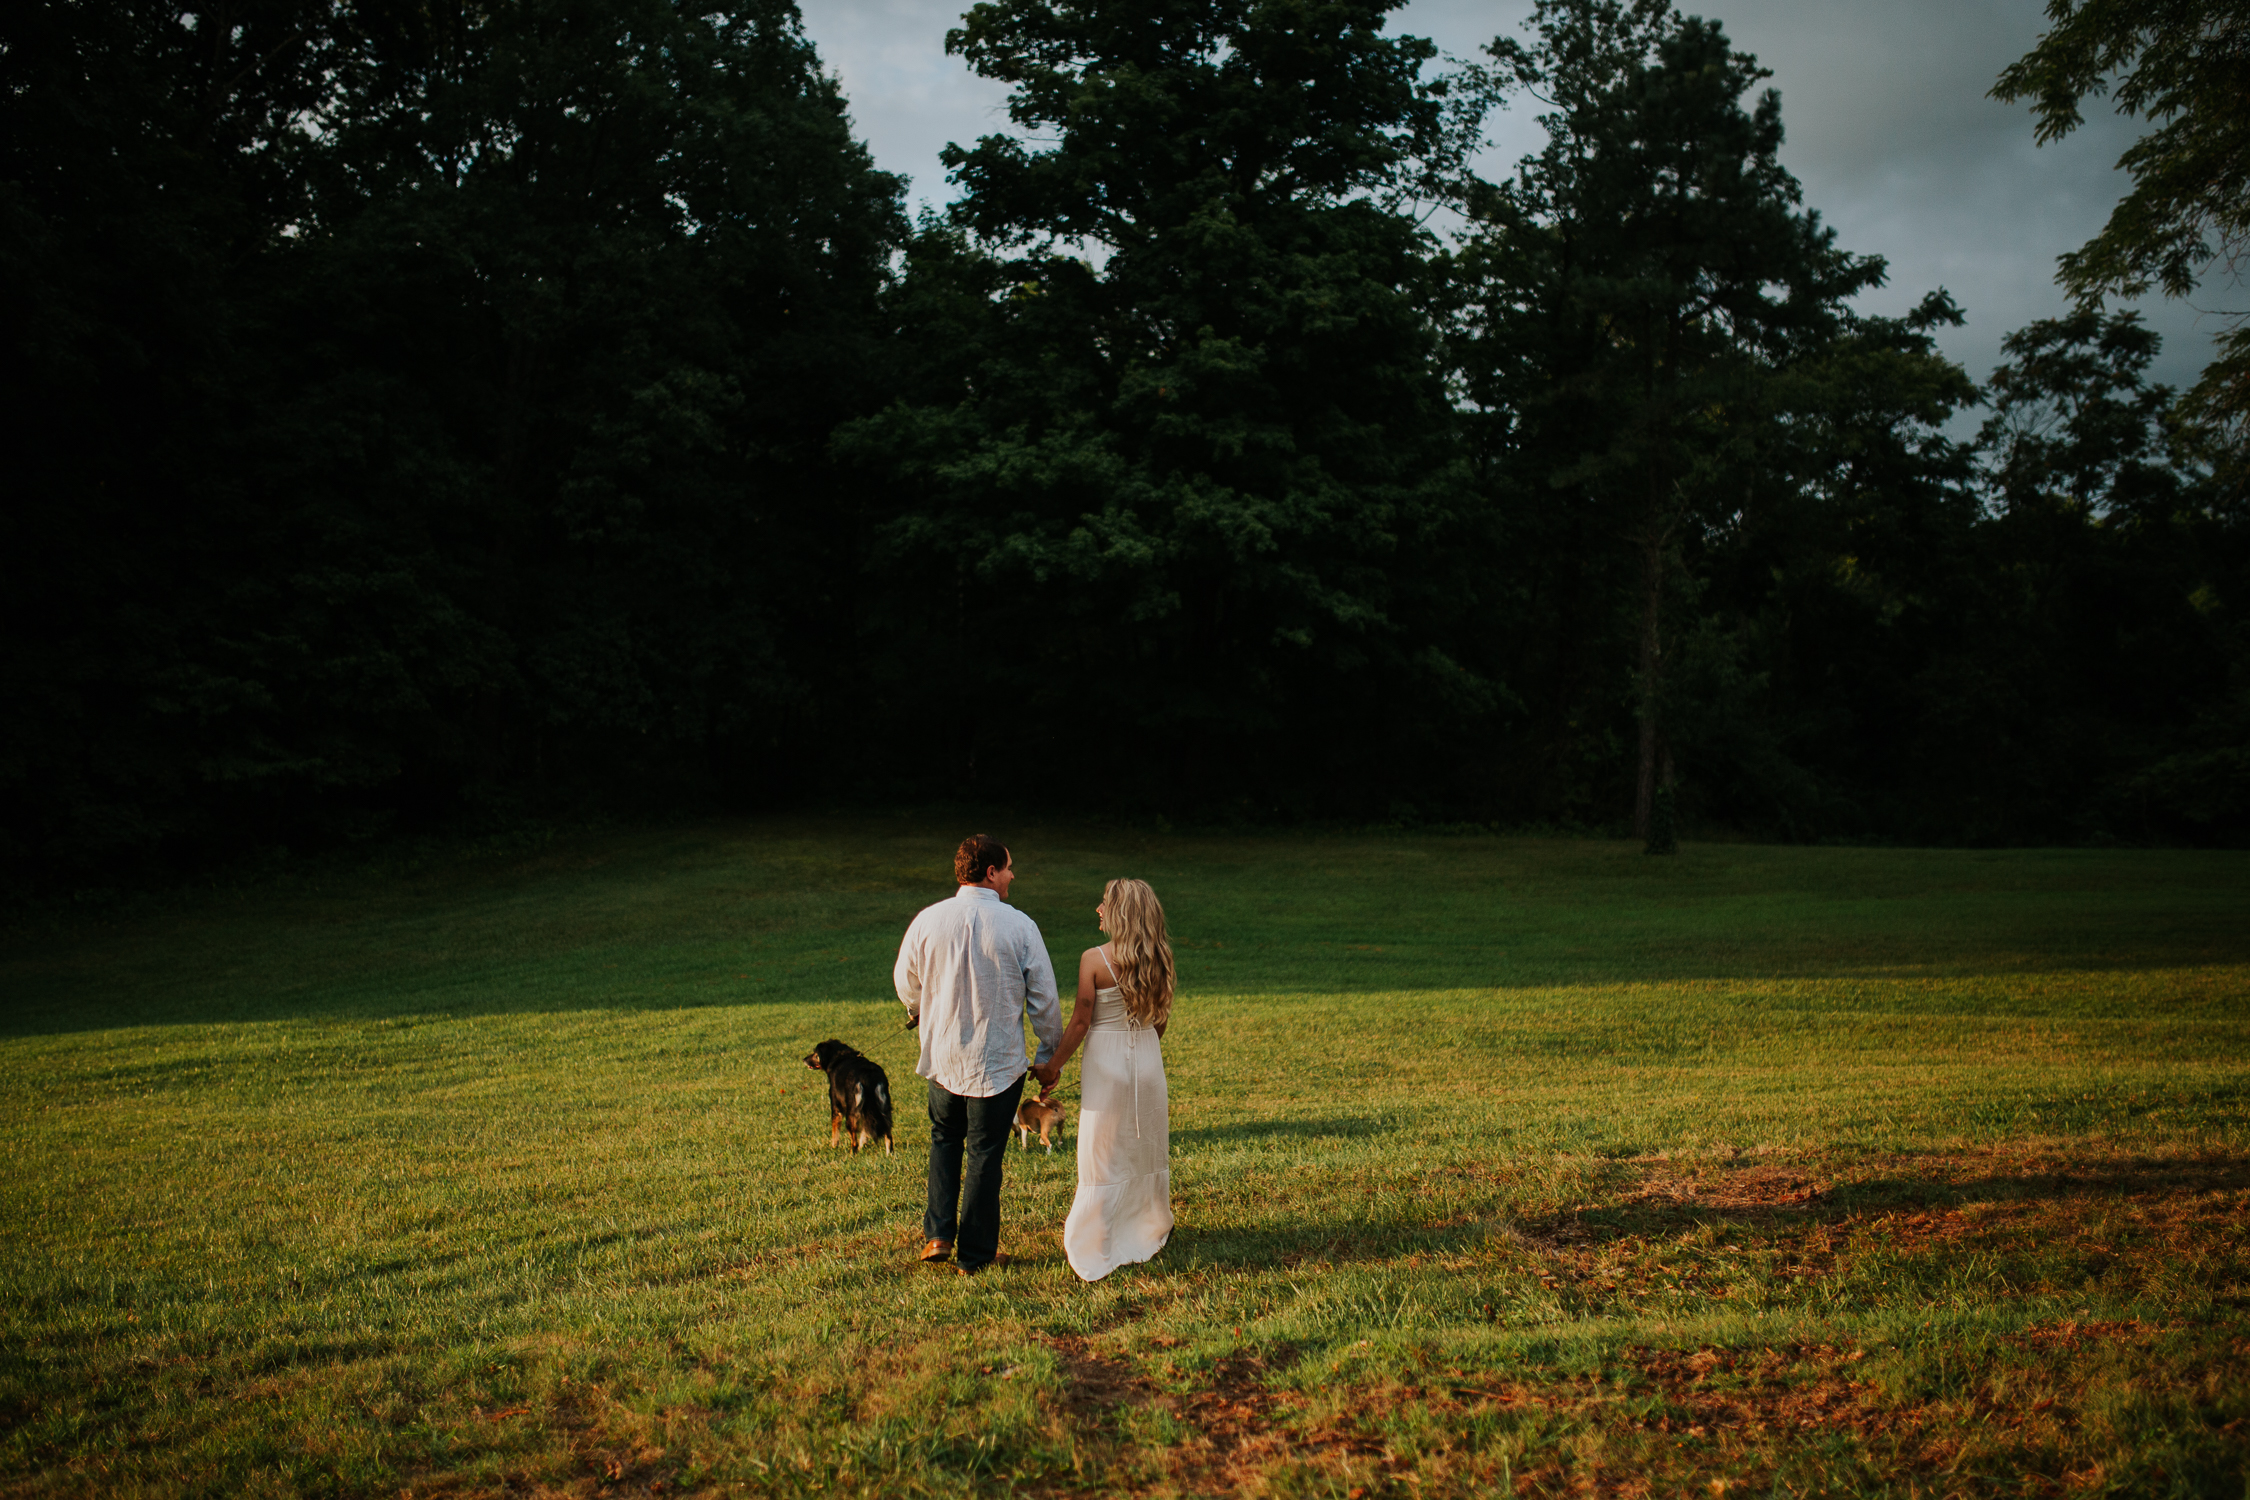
[918,1239,953,1264]
[956,1252,1010,1277]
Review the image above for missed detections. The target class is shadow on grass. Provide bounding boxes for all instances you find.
[1545,1152,2250,1245]
[1161,1217,1490,1273]
[9,938,2249,1041]
[1172,1117,1399,1147]
[4,904,2250,1043]
[1105,1152,2250,1301]
[4,827,2248,1040]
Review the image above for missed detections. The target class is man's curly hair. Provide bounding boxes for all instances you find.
[954,833,1009,886]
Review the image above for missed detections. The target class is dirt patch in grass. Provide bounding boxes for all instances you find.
[1044,1336,1312,1495]
[391,1377,704,1500]
[1623,1162,1833,1212]
[1825,1153,2250,1276]
[1047,1334,1161,1419]
[1610,1341,1899,1439]
[1596,1148,2250,1222]
[1526,1148,2250,1282]
[1176,1347,1311,1488]
[1288,1321,2244,1499]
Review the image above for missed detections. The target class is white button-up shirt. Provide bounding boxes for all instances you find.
[894,886,1062,1098]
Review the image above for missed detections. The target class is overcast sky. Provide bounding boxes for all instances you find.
[797,0,2220,398]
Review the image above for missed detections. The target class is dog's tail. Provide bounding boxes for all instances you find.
[865,1078,894,1153]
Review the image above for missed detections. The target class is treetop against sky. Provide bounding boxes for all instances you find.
[799,0,2220,399]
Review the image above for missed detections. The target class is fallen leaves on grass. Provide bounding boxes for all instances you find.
[2015,1317,2164,1351]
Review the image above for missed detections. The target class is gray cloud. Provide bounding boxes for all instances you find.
[799,0,2221,396]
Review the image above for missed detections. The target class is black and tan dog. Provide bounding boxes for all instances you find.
[802,1039,894,1155]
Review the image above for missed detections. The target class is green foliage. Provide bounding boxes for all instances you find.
[1660,305,2242,846]
[274,0,906,792]
[839,0,1495,813]
[0,0,365,867]
[1446,2,2243,847]
[1668,294,1984,839]
[0,0,905,876]
[1925,311,2250,842]
[5,0,2249,876]
[1445,0,1931,835]
[1982,310,2192,518]
[1991,0,2250,434]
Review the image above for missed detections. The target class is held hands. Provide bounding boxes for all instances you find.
[1032,1059,1062,1094]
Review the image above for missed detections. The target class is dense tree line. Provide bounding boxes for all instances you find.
[3,0,2244,881]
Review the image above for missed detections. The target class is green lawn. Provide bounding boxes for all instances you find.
[2,822,2246,1498]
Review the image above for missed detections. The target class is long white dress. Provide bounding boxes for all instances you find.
[1062,953,1172,1281]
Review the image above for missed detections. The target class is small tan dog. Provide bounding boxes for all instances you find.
[1014,1095,1066,1153]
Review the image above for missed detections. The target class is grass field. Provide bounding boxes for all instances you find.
[2,821,2247,1498]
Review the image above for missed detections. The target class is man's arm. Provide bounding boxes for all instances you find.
[894,913,924,1021]
[1021,927,1063,1072]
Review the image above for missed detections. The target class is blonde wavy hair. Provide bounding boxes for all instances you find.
[1101,877,1175,1027]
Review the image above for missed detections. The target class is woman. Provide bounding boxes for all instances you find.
[1049,877,1174,1281]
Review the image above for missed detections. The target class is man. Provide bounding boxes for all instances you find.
[894,833,1063,1275]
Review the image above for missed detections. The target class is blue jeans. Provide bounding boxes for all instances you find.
[924,1073,1025,1269]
